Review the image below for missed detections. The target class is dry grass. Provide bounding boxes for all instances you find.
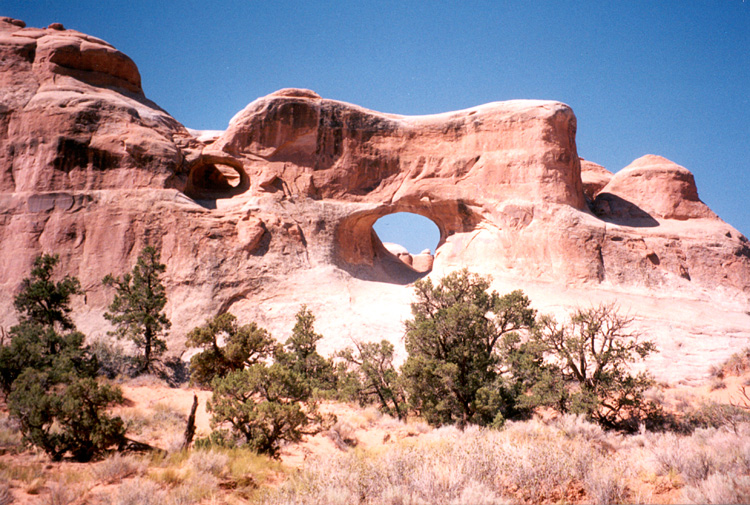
[138,446,276,503]
[115,478,164,505]
[119,401,187,452]
[583,462,628,505]
[262,418,614,504]
[711,347,750,378]
[326,421,359,450]
[0,414,22,455]
[2,376,749,505]
[259,412,750,505]
[38,481,75,505]
[122,402,186,435]
[709,377,726,391]
[647,422,750,503]
[684,474,750,504]
[92,453,146,483]
[0,481,13,505]
[188,449,229,477]
[0,458,45,485]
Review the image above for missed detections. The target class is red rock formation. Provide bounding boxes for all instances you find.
[212,89,584,208]
[596,155,716,220]
[580,158,613,201]
[0,19,748,380]
[0,17,190,196]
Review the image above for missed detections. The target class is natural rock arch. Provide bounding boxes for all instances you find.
[333,200,483,282]
[0,18,749,383]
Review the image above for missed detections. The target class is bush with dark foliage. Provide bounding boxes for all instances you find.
[2,254,125,461]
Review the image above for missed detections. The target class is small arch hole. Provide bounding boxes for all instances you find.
[186,162,243,199]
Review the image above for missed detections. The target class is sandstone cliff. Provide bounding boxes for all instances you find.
[1,18,748,381]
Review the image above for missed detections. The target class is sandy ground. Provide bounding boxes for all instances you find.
[2,365,749,504]
[115,383,430,467]
[115,365,750,468]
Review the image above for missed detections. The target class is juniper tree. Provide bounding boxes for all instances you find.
[401,269,536,428]
[207,363,333,458]
[13,254,82,331]
[0,254,89,394]
[338,339,406,419]
[2,254,125,461]
[529,304,656,430]
[186,312,277,388]
[9,370,124,461]
[275,305,335,392]
[103,246,171,374]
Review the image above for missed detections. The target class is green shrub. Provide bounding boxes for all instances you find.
[0,254,87,396]
[337,340,406,419]
[683,401,750,432]
[88,337,136,380]
[275,305,337,394]
[13,254,82,331]
[4,254,125,461]
[186,312,276,388]
[713,347,750,378]
[401,270,535,427]
[207,364,333,458]
[529,304,656,430]
[9,371,124,461]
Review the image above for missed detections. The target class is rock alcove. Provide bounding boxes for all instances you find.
[184,157,248,200]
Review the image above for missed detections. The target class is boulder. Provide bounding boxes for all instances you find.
[412,250,434,273]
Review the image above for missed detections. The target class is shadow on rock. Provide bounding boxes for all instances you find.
[592,193,660,228]
[336,249,429,286]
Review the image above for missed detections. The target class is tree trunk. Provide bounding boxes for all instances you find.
[143,326,152,373]
[182,394,198,451]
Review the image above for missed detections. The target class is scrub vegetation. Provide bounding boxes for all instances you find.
[1,259,748,504]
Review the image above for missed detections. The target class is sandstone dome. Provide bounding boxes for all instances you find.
[383,243,410,256]
[596,155,716,221]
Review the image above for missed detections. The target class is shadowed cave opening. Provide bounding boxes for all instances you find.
[185,162,245,200]
[373,212,440,273]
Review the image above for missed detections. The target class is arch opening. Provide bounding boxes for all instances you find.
[373,212,440,273]
[185,162,246,199]
[335,201,482,284]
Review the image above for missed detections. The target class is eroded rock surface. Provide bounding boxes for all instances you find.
[1,19,748,381]
[595,155,717,221]
[580,158,613,201]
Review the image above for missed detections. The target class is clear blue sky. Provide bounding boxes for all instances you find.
[7,1,750,248]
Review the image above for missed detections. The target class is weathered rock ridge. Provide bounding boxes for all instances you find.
[1,18,748,381]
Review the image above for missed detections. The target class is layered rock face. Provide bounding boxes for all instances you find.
[1,18,748,381]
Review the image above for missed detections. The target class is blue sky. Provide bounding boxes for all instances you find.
[7,1,749,249]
